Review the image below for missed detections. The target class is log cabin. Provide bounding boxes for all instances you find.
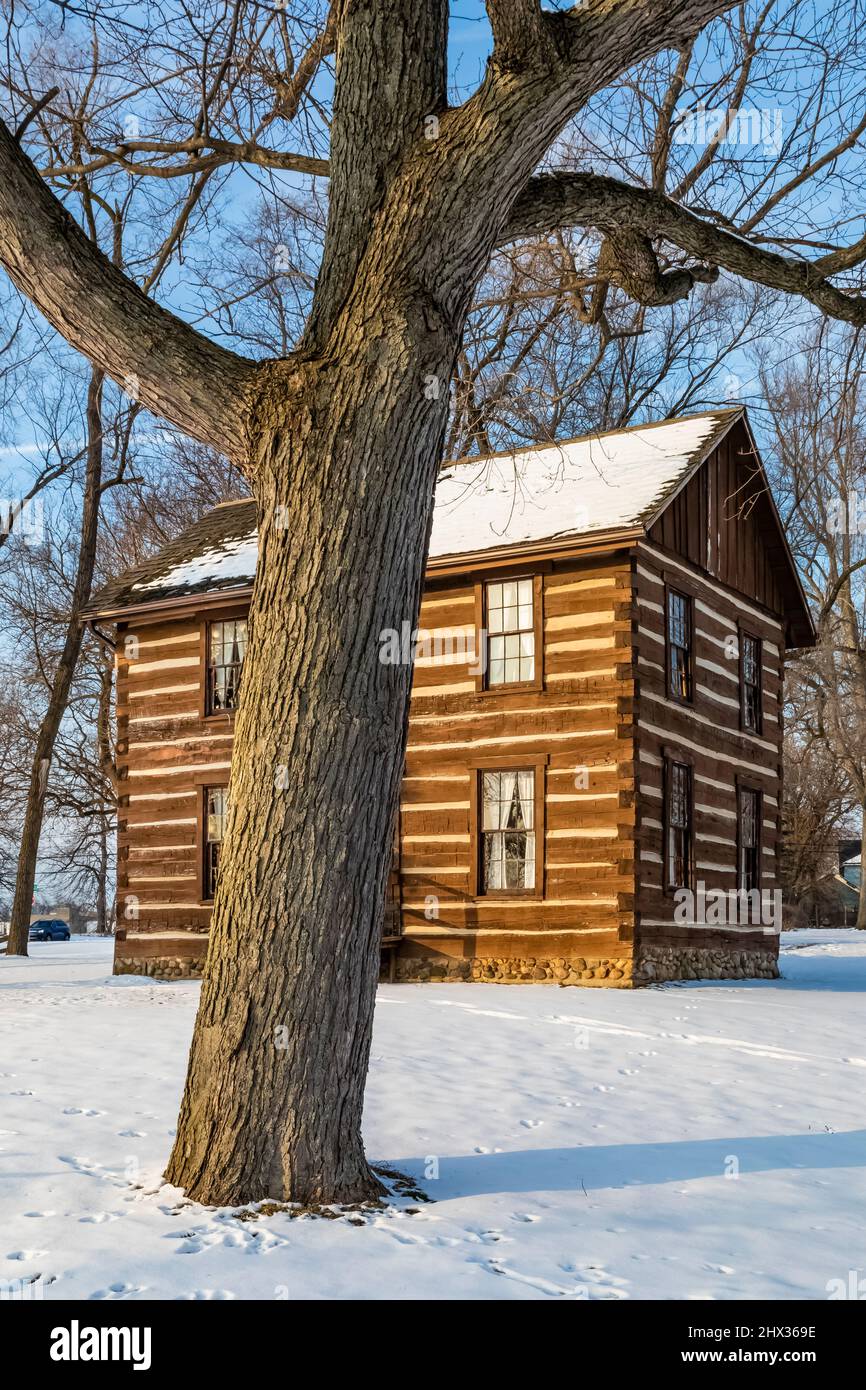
[83,407,814,987]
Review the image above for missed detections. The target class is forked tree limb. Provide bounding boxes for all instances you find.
[503,171,866,324]
[0,118,257,458]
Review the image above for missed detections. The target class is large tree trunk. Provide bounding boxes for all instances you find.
[6,370,104,956]
[166,327,456,1205]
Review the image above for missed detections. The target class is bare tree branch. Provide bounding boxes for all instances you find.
[0,118,257,458]
[503,170,866,324]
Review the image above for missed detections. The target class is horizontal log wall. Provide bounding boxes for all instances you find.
[113,607,243,973]
[633,535,784,982]
[396,553,637,983]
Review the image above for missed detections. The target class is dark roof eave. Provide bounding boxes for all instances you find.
[81,583,255,624]
[425,524,644,576]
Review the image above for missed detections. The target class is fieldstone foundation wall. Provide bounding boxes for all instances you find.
[634,945,779,985]
[117,946,779,987]
[114,956,203,979]
[392,954,635,987]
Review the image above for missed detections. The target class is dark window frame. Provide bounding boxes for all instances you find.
[736,781,763,899]
[468,753,547,899]
[197,783,229,903]
[664,584,694,705]
[663,754,694,893]
[200,609,249,721]
[739,627,763,734]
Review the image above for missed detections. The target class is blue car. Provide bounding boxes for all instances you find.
[28,919,71,941]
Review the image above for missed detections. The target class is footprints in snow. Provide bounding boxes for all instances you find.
[482,1256,628,1299]
[166,1222,289,1257]
[90,1282,145,1300]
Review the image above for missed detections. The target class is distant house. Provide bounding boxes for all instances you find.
[826,844,862,927]
[840,849,862,892]
[83,408,814,987]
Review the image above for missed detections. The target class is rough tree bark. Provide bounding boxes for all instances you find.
[2,1,866,1202]
[6,370,105,956]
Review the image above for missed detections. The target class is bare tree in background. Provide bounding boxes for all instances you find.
[779,657,857,925]
[764,326,866,926]
[1,1,866,1204]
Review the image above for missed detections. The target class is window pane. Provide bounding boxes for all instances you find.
[481,772,502,830]
[742,636,761,729]
[483,833,503,889]
[667,763,691,888]
[667,591,692,700]
[480,771,536,891]
[205,786,228,899]
[208,618,248,712]
[485,578,536,686]
[502,605,519,634]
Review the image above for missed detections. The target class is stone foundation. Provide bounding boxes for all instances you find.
[391,953,635,987]
[114,955,203,979]
[117,945,780,988]
[634,945,779,985]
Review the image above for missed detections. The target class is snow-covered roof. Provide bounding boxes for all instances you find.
[430,410,734,558]
[134,532,258,597]
[84,410,743,618]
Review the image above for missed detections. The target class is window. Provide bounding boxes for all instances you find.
[480,769,536,892]
[666,589,693,702]
[666,760,692,890]
[204,786,228,899]
[739,787,761,894]
[741,633,762,732]
[206,618,247,713]
[486,578,535,686]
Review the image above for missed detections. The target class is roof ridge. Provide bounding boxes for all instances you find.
[441,406,743,471]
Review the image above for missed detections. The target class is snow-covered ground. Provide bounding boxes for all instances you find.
[1,931,864,1301]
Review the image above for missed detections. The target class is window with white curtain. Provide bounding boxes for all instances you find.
[481,769,535,891]
[486,578,535,685]
[206,617,248,713]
